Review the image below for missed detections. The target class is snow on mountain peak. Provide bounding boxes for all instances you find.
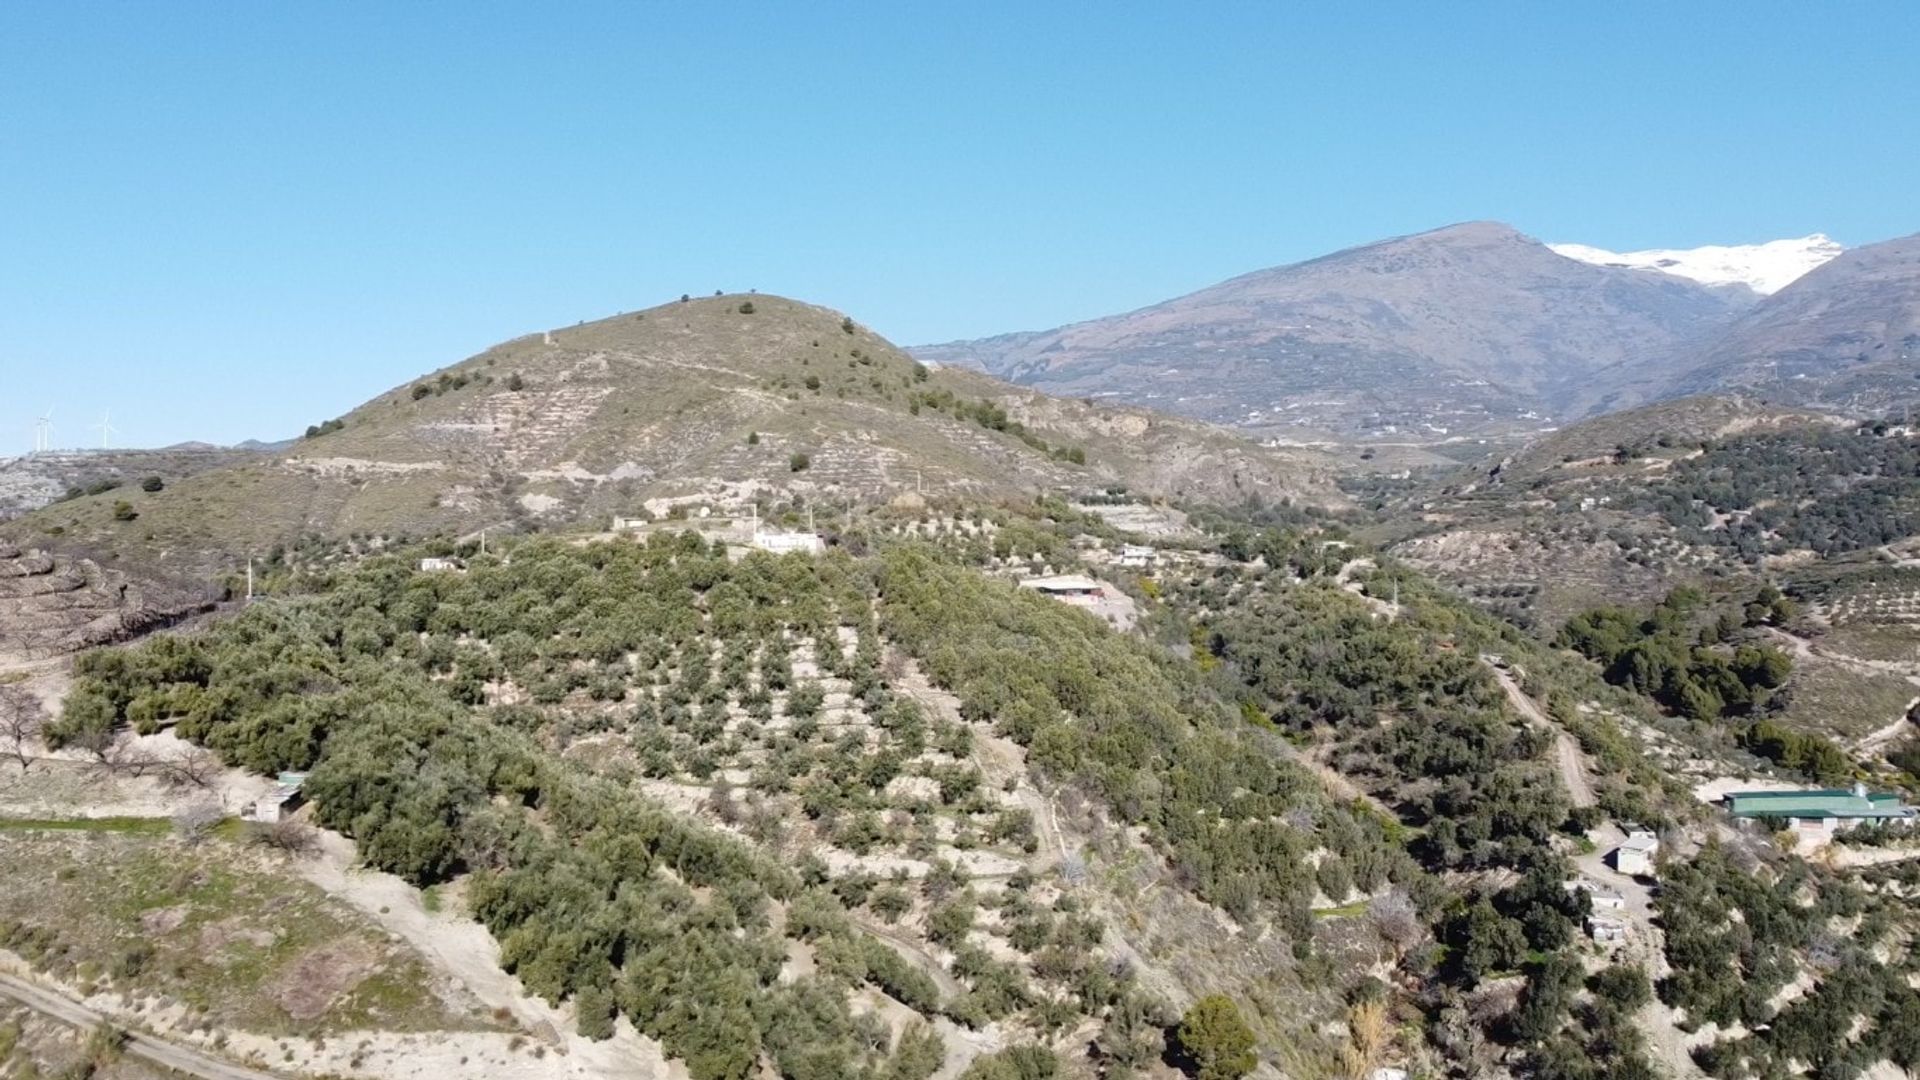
[1547,234,1843,295]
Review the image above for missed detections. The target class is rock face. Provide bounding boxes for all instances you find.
[916,221,1748,437]
[0,541,212,658]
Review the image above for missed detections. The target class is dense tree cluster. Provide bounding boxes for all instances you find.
[1557,587,1793,723]
[1555,587,1860,781]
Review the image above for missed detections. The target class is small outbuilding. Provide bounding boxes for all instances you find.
[244,772,309,824]
[1564,879,1626,910]
[751,529,825,555]
[1587,916,1630,944]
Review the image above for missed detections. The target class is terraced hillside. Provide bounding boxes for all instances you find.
[2,295,1337,587]
[0,540,211,661]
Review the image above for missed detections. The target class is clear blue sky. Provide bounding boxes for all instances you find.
[4,2,1917,448]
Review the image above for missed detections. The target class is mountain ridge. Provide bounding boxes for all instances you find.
[1549,233,1843,295]
[915,221,1749,437]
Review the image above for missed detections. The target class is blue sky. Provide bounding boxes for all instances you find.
[4,2,1917,448]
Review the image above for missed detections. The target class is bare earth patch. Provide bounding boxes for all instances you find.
[270,939,379,1021]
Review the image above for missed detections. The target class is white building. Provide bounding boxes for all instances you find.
[1116,544,1156,569]
[1613,828,1660,877]
[752,529,825,555]
[1564,879,1626,910]
[1587,916,1629,944]
[418,557,460,573]
[611,515,650,531]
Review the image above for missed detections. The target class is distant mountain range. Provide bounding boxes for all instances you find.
[916,223,1919,439]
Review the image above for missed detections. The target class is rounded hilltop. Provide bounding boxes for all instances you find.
[4,291,1339,579]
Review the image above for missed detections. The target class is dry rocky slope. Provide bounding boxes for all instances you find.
[0,293,1336,603]
[916,221,1750,438]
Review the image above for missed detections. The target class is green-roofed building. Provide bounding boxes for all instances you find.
[1723,783,1913,842]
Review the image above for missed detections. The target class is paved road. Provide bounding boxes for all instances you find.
[0,972,283,1080]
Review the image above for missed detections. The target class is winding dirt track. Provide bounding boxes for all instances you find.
[1485,660,1597,808]
[0,971,283,1080]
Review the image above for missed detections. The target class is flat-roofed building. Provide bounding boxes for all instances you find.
[1724,784,1914,841]
[1018,574,1105,598]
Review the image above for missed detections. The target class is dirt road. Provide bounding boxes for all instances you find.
[1485,659,1596,808]
[0,971,283,1080]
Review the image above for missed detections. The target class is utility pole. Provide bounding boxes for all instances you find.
[245,556,254,602]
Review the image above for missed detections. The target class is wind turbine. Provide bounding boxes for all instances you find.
[31,407,53,454]
[92,410,118,450]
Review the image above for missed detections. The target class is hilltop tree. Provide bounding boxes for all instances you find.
[1176,994,1257,1080]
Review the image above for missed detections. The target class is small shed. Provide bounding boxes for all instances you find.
[245,772,309,824]
[1565,879,1626,910]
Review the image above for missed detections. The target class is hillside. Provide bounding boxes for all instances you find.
[916,222,1748,438]
[1385,396,1868,627]
[1384,396,1920,766]
[1645,230,1920,409]
[0,445,264,522]
[8,505,1739,1080]
[0,294,1338,584]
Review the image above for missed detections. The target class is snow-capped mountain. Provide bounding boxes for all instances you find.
[1549,234,1843,295]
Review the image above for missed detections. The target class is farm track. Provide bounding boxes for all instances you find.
[0,970,284,1080]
